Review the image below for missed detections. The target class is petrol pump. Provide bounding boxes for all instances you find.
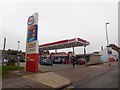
[67,52,73,64]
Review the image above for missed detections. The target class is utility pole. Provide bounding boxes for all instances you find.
[2,37,6,66]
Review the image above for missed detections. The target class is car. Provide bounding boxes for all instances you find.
[20,59,25,62]
[4,59,8,63]
[53,58,62,64]
[76,58,85,65]
[40,58,53,66]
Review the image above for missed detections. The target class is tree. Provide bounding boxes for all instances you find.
[39,48,44,54]
[7,49,11,54]
[6,49,18,55]
[11,50,18,55]
[108,44,120,52]
[39,48,50,54]
[109,44,120,61]
[44,50,50,54]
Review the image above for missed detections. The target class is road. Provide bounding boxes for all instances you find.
[71,67,118,88]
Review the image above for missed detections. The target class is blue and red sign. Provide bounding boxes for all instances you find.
[107,48,112,55]
[27,25,38,43]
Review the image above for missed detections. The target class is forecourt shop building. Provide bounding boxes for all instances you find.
[39,37,90,64]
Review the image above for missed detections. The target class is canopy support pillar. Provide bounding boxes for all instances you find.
[72,47,75,55]
[84,45,87,66]
[55,49,57,54]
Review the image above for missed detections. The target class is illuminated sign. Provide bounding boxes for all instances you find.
[26,41,39,54]
[27,25,38,43]
[26,13,39,73]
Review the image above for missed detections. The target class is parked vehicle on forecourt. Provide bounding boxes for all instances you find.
[76,58,85,65]
[40,57,53,66]
[53,57,63,64]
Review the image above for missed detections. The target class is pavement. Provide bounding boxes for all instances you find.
[23,72,71,88]
[2,62,118,89]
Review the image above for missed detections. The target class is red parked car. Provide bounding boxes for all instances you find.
[76,58,85,65]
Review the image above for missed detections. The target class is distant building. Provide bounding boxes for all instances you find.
[99,47,118,62]
[76,53,102,65]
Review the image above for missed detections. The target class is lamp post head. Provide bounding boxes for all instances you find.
[106,23,109,25]
[18,41,20,43]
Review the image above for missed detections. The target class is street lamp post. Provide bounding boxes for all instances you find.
[105,23,111,65]
[2,37,6,66]
[18,41,20,51]
[17,41,20,67]
[105,23,109,45]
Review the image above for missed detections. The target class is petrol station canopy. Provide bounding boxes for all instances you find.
[39,37,90,50]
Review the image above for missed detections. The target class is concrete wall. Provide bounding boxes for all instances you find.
[99,47,109,62]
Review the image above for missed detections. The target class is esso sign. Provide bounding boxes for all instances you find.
[107,48,112,55]
[28,16,34,26]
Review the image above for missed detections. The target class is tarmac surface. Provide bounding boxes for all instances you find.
[71,67,118,88]
[2,62,118,89]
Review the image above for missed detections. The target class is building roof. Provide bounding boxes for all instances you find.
[76,53,102,56]
[39,37,90,50]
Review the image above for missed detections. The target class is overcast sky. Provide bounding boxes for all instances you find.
[1,0,118,54]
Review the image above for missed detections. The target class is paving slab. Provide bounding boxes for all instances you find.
[23,72,71,88]
[2,77,51,88]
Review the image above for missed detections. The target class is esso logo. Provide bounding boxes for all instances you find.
[28,16,34,26]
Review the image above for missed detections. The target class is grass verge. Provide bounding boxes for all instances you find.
[1,65,24,77]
